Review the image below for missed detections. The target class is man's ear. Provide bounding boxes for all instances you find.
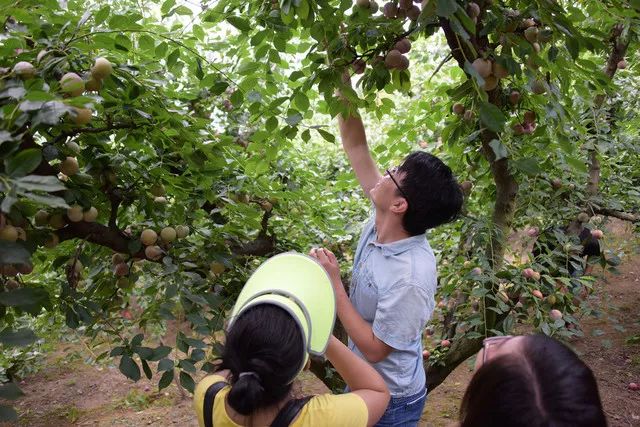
[390,197,408,215]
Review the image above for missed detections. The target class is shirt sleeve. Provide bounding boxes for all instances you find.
[296,393,368,427]
[372,282,433,351]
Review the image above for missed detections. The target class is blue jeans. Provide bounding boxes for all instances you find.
[375,387,427,427]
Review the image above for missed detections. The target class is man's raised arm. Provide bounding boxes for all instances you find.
[337,78,382,197]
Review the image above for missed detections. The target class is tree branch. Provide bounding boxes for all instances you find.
[229,210,276,256]
[107,189,123,229]
[51,122,145,145]
[588,23,630,196]
[55,221,154,260]
[592,207,639,223]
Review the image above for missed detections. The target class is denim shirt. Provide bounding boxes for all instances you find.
[348,215,437,397]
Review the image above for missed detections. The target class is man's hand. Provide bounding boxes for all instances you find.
[308,247,343,291]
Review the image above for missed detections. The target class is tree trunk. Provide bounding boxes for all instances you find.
[425,334,482,391]
[425,11,518,394]
[586,151,600,197]
[587,24,629,196]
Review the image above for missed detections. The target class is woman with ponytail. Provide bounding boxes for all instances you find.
[193,253,390,426]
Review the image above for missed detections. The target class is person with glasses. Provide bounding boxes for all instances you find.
[460,334,606,427]
[309,73,464,426]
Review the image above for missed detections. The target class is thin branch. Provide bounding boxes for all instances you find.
[108,192,122,229]
[428,53,453,83]
[51,122,145,145]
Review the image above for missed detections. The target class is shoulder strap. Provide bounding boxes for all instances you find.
[271,395,314,427]
[203,381,228,427]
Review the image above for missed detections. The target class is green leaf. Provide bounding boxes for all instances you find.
[230,90,243,106]
[512,158,542,176]
[180,371,195,393]
[142,359,153,380]
[285,112,303,126]
[191,349,205,362]
[316,128,335,143]
[265,117,278,132]
[158,358,174,371]
[155,42,169,59]
[293,92,310,112]
[488,139,508,161]
[158,369,174,390]
[95,5,111,23]
[310,22,325,42]
[115,33,132,51]
[0,383,24,400]
[479,102,506,132]
[15,175,66,192]
[149,345,172,361]
[456,8,476,34]
[183,337,206,348]
[565,156,588,173]
[176,332,189,353]
[193,25,205,41]
[6,149,42,177]
[139,34,155,51]
[566,38,579,60]
[436,0,458,17]
[167,49,180,68]
[173,5,192,15]
[20,193,69,209]
[161,0,176,14]
[131,333,144,347]
[0,328,37,347]
[178,359,196,373]
[227,17,251,32]
[110,346,125,356]
[119,355,141,381]
[136,347,154,360]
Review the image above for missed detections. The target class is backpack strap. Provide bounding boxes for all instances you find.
[203,381,228,427]
[271,395,314,427]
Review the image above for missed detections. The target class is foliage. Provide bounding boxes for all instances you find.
[0,0,639,420]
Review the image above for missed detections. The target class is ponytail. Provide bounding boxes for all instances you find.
[227,372,265,415]
[217,305,304,416]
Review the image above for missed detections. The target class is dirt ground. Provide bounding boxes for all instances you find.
[3,219,639,426]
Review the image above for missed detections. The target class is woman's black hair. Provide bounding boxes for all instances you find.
[217,304,304,416]
[460,334,606,427]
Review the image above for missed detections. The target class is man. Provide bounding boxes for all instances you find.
[310,77,464,426]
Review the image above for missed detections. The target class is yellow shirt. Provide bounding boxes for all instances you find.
[193,375,368,427]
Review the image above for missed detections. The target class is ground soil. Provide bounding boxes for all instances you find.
[3,219,639,426]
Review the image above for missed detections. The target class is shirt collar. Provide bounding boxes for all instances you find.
[368,233,425,256]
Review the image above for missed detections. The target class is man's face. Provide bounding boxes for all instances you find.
[370,166,408,212]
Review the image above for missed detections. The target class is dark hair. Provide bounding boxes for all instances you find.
[397,152,463,235]
[460,335,606,427]
[217,304,304,416]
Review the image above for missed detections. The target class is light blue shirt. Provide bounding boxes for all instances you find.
[348,215,437,397]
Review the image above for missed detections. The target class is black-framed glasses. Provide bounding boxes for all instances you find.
[386,168,411,209]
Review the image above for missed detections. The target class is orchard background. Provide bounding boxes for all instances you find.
[0,0,639,423]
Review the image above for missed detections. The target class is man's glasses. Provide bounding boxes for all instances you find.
[385,168,411,209]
